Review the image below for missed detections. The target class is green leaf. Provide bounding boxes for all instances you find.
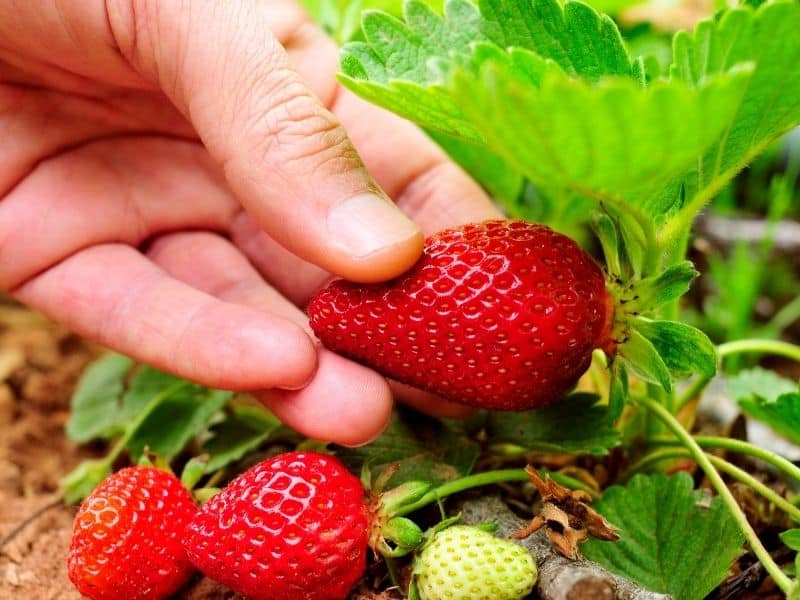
[633,318,717,378]
[202,404,282,472]
[451,59,750,220]
[66,353,134,442]
[335,407,480,487]
[485,393,620,455]
[583,472,744,599]
[61,458,112,504]
[340,0,752,222]
[476,0,638,80]
[781,529,800,551]
[628,262,699,312]
[739,392,800,446]
[728,367,798,404]
[120,366,184,421]
[125,384,231,461]
[671,1,800,202]
[427,130,524,204]
[618,329,672,391]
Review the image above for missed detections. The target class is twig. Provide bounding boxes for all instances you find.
[711,548,794,600]
[459,496,669,600]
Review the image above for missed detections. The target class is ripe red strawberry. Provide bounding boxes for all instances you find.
[67,466,197,600]
[309,220,613,410]
[183,451,369,600]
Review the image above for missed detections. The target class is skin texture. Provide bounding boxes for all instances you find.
[184,451,369,600]
[67,466,197,600]
[0,0,500,445]
[309,221,611,410]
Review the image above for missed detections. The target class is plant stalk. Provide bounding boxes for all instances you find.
[625,448,800,522]
[395,469,594,517]
[637,395,793,594]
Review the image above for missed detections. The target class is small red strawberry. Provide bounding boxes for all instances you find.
[183,451,369,600]
[67,466,197,600]
[309,220,614,411]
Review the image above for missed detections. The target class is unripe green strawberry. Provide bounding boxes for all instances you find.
[414,525,537,600]
[309,220,614,411]
[67,466,197,600]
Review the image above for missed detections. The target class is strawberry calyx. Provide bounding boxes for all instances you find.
[367,479,431,557]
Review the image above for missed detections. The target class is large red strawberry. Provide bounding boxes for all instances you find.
[67,466,197,600]
[309,220,614,410]
[183,451,369,600]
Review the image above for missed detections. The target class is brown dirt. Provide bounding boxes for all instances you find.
[0,301,253,599]
[0,301,97,599]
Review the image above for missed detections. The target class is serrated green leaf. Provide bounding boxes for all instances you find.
[337,72,483,140]
[728,367,798,404]
[739,392,800,446]
[66,353,134,442]
[477,0,638,79]
[672,2,800,199]
[583,472,744,599]
[452,59,751,220]
[202,404,282,472]
[335,407,479,486]
[485,393,620,455]
[633,318,717,378]
[619,329,672,391]
[126,384,231,460]
[628,262,698,311]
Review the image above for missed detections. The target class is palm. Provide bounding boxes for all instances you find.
[0,1,498,445]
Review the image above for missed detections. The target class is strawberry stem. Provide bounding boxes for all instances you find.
[394,469,596,517]
[675,338,800,411]
[637,395,793,595]
[624,448,800,523]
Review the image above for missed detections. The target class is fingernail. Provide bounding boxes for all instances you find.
[327,193,421,259]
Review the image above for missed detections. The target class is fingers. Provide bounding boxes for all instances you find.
[11,244,317,391]
[101,0,423,282]
[0,138,237,292]
[147,231,394,445]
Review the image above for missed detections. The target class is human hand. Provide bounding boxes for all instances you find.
[0,1,500,445]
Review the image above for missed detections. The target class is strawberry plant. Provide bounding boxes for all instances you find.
[53,0,800,598]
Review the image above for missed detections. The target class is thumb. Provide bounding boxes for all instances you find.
[106,0,423,281]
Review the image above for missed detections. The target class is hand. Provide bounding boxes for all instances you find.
[0,1,500,445]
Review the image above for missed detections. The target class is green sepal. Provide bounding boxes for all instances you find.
[416,515,463,554]
[626,262,699,313]
[380,517,425,557]
[194,487,221,504]
[618,329,672,392]
[60,458,111,504]
[634,318,717,378]
[608,361,629,422]
[592,212,623,277]
[616,211,648,279]
[137,453,155,468]
[181,455,209,490]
